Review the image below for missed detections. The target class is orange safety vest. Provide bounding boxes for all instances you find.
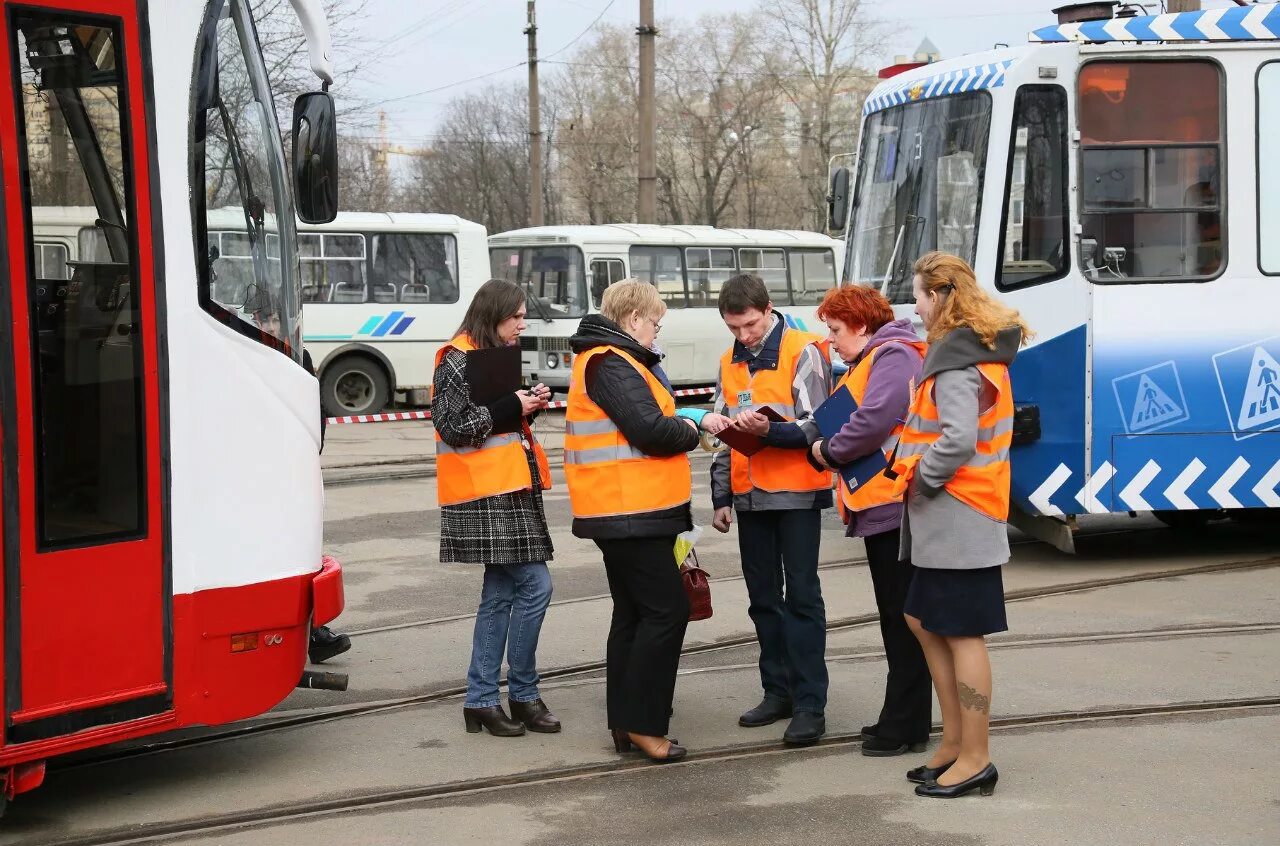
[432,335,551,507]
[564,345,692,519]
[890,361,1015,521]
[721,326,832,496]
[834,339,928,516]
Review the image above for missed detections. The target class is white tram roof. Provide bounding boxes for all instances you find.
[864,6,1280,119]
[488,224,840,249]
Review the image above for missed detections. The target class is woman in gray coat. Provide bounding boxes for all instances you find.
[896,252,1030,799]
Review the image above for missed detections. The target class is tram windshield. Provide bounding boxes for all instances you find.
[196,0,301,358]
[845,92,992,304]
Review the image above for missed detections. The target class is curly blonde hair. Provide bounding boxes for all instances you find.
[913,252,1033,348]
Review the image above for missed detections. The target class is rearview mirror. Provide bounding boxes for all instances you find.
[292,91,338,224]
[827,167,851,233]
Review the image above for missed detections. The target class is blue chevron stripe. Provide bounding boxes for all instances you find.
[1030,7,1280,43]
[863,60,1014,116]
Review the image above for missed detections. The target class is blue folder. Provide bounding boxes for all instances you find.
[812,385,890,495]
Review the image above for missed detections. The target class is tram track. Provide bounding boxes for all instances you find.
[60,554,1280,773]
[43,696,1280,846]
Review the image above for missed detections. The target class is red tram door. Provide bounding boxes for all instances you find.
[0,1,169,745]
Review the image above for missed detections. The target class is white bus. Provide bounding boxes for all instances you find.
[487,224,845,390]
[209,211,489,416]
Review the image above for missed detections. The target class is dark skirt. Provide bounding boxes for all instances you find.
[905,565,1008,637]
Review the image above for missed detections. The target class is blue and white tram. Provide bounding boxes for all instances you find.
[831,3,1280,548]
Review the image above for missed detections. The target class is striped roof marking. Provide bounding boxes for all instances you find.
[863,60,1013,116]
[1030,6,1280,43]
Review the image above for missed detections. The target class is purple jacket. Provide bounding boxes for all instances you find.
[819,318,924,539]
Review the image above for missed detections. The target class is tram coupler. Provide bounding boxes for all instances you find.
[298,670,348,691]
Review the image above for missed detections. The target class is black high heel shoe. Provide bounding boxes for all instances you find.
[611,728,679,753]
[907,759,956,784]
[914,762,998,798]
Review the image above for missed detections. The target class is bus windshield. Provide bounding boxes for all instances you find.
[489,245,588,318]
[846,92,992,303]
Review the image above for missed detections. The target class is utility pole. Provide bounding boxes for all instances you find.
[637,0,657,223]
[526,1,544,226]
[1166,1,1200,12]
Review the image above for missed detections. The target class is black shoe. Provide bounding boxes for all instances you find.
[509,698,561,733]
[308,625,351,664]
[782,711,825,745]
[860,723,880,739]
[739,696,793,728]
[463,705,526,737]
[907,760,956,784]
[862,735,929,757]
[915,763,998,798]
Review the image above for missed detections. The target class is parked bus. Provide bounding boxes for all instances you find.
[0,0,342,808]
[829,2,1280,549]
[488,224,845,390]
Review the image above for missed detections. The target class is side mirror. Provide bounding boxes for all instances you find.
[827,166,851,233]
[292,91,338,224]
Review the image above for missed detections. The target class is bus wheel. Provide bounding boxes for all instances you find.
[1153,510,1219,531]
[321,356,389,417]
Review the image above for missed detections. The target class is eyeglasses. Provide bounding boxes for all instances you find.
[647,317,663,333]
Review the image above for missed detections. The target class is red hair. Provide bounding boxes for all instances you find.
[816,284,895,333]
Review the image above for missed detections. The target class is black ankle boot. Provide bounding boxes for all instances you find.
[509,698,561,733]
[782,711,825,745]
[739,696,793,727]
[463,705,525,737]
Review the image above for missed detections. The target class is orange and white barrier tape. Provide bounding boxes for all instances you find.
[326,386,716,424]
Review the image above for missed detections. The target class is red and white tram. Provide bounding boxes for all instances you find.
[0,0,343,807]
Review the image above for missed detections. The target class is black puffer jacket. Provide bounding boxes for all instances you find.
[569,314,699,540]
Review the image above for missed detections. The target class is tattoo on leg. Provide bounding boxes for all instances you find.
[958,682,990,714]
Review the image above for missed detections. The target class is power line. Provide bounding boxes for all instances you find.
[545,0,619,59]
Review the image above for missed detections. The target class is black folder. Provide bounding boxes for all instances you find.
[465,345,522,406]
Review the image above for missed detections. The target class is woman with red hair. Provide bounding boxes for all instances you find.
[811,285,932,758]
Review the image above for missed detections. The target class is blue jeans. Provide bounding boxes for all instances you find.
[465,562,553,708]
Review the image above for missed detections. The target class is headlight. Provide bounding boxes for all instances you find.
[545,353,560,369]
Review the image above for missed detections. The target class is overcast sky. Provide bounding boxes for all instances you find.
[332,0,1243,145]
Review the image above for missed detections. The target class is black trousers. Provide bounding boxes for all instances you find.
[597,536,689,737]
[737,509,828,713]
[864,527,932,743]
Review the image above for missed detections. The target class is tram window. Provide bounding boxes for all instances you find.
[630,245,687,308]
[11,13,146,546]
[738,248,789,303]
[371,233,459,304]
[1258,63,1280,275]
[997,86,1069,291]
[1078,61,1223,282]
[788,249,837,306]
[685,247,736,307]
[194,0,301,358]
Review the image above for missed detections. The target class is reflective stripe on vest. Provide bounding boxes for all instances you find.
[564,345,692,519]
[836,339,927,513]
[720,326,832,496]
[432,335,551,506]
[890,361,1014,521]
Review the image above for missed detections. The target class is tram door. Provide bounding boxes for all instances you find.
[0,2,169,744]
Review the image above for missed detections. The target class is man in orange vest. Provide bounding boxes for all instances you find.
[710,274,832,745]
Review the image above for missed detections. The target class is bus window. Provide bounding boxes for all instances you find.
[997,86,1068,291]
[630,245,686,308]
[35,242,71,281]
[12,12,145,545]
[788,249,837,305]
[1259,63,1280,275]
[489,246,587,318]
[490,247,519,283]
[372,233,459,303]
[299,232,367,303]
[685,247,736,307]
[195,0,301,357]
[739,248,789,303]
[589,258,625,308]
[1078,61,1223,281]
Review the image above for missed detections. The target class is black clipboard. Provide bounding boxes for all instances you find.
[465,345,522,406]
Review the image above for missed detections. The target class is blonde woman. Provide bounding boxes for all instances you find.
[564,280,727,763]
[891,252,1031,798]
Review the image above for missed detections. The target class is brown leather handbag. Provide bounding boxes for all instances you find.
[681,550,713,621]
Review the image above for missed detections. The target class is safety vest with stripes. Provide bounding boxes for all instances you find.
[890,361,1015,521]
[564,345,692,519]
[432,335,551,507]
[835,339,928,515]
[721,326,832,496]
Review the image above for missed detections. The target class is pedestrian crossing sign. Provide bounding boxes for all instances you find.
[1112,361,1190,434]
[1212,336,1280,440]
